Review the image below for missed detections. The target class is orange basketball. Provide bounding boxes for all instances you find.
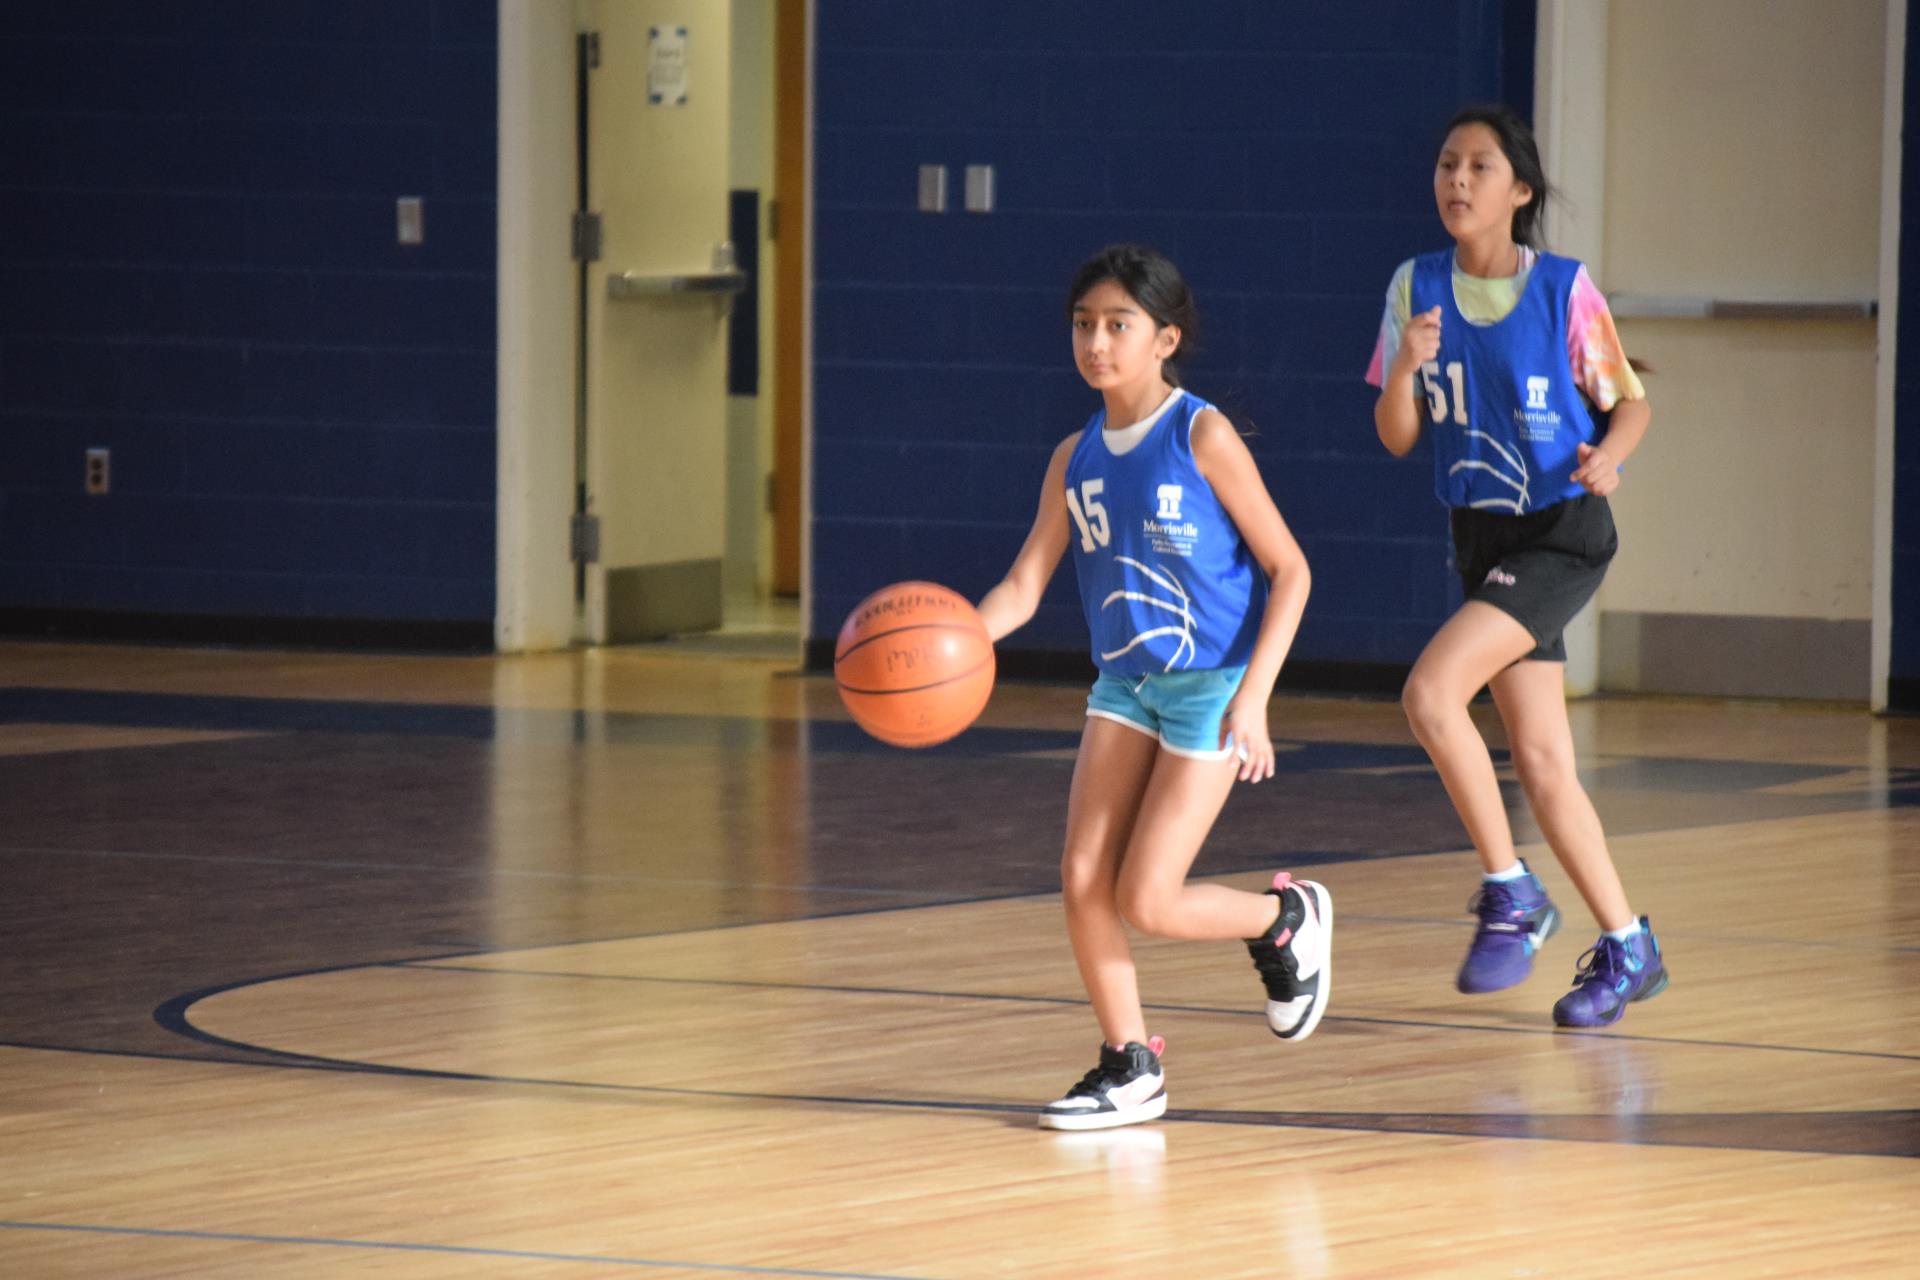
[834,581,995,748]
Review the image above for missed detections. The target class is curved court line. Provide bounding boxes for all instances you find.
[397,962,1920,1065]
[0,1220,938,1279]
[17,1028,1920,1163]
[146,967,1920,1159]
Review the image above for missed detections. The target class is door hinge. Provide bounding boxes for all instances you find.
[765,472,777,514]
[572,210,603,262]
[571,513,601,565]
[766,199,778,242]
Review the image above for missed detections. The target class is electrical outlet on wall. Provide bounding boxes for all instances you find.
[396,196,424,244]
[84,448,110,495]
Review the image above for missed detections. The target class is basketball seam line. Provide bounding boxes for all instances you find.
[833,621,986,665]
[834,655,995,698]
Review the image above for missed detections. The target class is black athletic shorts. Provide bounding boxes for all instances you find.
[1450,495,1617,663]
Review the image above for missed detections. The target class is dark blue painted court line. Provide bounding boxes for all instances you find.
[8,686,1916,803]
[0,839,1408,899]
[0,1220,941,1279]
[0,685,1062,755]
[1160,1108,1920,1158]
[0,844,1432,955]
[0,842,962,899]
[396,962,1920,1064]
[151,1027,1920,1161]
[22,832,1917,959]
[150,971,1920,1159]
[0,687,499,741]
[19,1016,1919,1162]
[0,1037,370,1072]
[16,839,1920,953]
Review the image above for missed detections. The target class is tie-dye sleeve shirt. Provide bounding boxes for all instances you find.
[1363,249,1645,409]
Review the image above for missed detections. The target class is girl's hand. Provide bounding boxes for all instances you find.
[1219,695,1275,784]
[1391,305,1443,378]
[1571,441,1619,496]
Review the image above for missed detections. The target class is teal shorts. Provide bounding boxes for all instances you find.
[1086,666,1248,760]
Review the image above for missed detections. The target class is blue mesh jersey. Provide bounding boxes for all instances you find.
[1062,390,1266,677]
[1409,249,1604,512]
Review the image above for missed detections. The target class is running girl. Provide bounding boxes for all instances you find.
[1367,104,1669,1027]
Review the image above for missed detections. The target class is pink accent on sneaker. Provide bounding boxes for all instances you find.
[1147,1035,1165,1056]
[1271,928,1293,948]
[1270,872,1293,892]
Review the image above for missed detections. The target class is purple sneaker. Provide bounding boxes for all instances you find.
[1553,918,1669,1027]
[1455,861,1560,994]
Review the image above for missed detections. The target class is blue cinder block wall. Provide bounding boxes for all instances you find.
[0,0,498,641]
[810,0,1528,681]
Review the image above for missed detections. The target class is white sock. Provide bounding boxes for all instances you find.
[1484,863,1528,884]
[1604,919,1643,942]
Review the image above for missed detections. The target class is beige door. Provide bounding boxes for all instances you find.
[582,2,734,642]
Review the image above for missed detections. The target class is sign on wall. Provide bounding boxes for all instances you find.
[648,25,688,106]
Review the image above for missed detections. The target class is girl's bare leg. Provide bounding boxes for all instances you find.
[1060,717,1159,1046]
[1111,748,1283,941]
[1489,660,1633,930]
[1400,601,1537,873]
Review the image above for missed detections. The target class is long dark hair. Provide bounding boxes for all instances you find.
[1443,105,1649,376]
[1065,243,1200,386]
[1444,103,1551,249]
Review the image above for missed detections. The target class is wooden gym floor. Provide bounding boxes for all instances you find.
[0,637,1914,1277]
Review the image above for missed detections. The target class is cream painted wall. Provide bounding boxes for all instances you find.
[1604,0,1883,298]
[1600,0,1883,622]
[1605,318,1876,617]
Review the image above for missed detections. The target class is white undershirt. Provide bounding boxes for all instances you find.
[1100,386,1183,457]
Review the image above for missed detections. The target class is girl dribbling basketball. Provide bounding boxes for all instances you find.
[976,244,1326,1131]
[1368,104,1669,1027]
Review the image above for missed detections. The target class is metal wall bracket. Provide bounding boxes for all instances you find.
[571,513,601,565]
[573,211,603,262]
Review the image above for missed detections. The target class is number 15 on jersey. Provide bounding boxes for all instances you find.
[1065,478,1109,552]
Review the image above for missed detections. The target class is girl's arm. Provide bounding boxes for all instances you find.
[1569,397,1650,497]
[976,433,1076,643]
[1192,410,1311,783]
[1565,266,1651,496]
[1374,305,1441,456]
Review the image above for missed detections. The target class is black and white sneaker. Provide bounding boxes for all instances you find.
[1245,873,1332,1041]
[1037,1036,1167,1131]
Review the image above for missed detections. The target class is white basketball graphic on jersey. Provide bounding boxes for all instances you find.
[1098,556,1195,672]
[1451,431,1532,513]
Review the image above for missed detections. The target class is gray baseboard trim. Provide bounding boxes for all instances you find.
[605,558,723,641]
[1599,611,1870,701]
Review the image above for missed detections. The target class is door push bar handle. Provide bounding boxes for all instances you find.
[606,270,748,299]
